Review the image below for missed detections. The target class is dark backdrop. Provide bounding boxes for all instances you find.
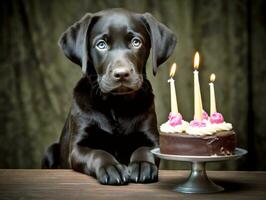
[0,0,265,170]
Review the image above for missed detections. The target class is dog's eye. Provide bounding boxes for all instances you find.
[131,37,142,48]
[96,40,108,50]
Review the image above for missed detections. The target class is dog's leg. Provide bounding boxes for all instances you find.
[128,146,158,183]
[70,145,129,185]
[42,142,60,169]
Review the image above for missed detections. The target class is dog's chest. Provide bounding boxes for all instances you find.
[81,108,141,136]
[82,111,149,159]
[110,112,123,134]
[109,109,138,135]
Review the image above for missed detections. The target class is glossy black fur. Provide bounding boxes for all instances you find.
[42,8,176,185]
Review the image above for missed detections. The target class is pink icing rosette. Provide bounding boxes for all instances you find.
[210,112,224,124]
[190,120,207,128]
[193,111,209,121]
[202,111,209,120]
[168,112,183,126]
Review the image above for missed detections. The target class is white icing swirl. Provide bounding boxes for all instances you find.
[209,122,232,132]
[186,120,233,136]
[186,125,216,136]
[160,120,189,133]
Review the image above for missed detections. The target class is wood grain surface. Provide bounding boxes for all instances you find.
[0,170,265,200]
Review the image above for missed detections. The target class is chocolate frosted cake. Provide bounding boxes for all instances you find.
[159,112,236,156]
[160,131,236,156]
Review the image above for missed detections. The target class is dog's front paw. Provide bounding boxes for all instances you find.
[96,163,129,185]
[128,161,158,183]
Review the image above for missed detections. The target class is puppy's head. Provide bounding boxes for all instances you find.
[59,9,176,95]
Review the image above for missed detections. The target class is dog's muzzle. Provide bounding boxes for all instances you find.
[98,63,143,95]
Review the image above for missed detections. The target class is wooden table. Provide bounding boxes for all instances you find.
[0,170,265,200]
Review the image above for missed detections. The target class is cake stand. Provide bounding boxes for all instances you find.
[151,147,247,194]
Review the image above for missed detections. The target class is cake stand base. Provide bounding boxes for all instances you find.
[151,148,247,194]
[173,162,223,193]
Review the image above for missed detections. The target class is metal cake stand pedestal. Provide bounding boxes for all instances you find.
[151,148,247,194]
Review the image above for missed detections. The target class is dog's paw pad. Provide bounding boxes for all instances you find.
[128,161,158,183]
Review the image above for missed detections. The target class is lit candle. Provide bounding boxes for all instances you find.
[209,73,217,115]
[193,52,203,121]
[168,63,178,115]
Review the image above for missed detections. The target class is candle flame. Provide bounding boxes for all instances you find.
[210,73,216,82]
[194,52,200,69]
[170,63,177,77]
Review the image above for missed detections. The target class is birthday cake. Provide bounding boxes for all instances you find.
[159,54,236,156]
[160,112,236,156]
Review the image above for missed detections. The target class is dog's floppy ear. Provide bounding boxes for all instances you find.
[58,13,93,73]
[141,13,177,75]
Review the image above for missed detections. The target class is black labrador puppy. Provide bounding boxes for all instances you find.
[42,8,176,185]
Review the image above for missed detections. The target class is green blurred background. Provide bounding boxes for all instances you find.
[0,0,265,170]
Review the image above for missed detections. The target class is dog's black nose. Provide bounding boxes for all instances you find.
[112,68,131,80]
